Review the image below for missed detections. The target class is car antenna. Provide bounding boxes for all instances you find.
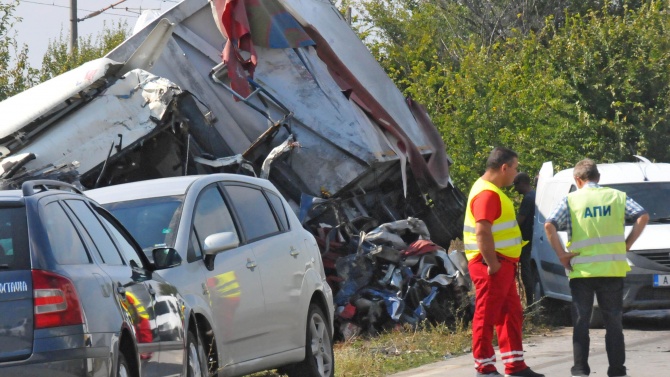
[633,155,651,181]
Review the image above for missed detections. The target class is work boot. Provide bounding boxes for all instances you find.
[475,371,502,377]
[504,367,545,377]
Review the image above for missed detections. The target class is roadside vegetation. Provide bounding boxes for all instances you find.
[345,0,670,190]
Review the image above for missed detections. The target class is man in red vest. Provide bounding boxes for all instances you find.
[463,147,544,377]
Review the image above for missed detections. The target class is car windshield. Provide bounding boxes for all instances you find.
[605,182,670,224]
[102,196,184,251]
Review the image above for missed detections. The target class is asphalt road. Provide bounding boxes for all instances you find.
[388,310,670,377]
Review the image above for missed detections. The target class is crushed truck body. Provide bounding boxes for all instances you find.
[0,0,469,335]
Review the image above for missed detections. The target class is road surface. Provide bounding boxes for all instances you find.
[388,311,670,377]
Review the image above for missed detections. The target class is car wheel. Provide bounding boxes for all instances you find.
[117,352,130,377]
[187,330,208,377]
[286,304,334,377]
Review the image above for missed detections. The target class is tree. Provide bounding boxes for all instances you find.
[39,20,130,81]
[1,1,39,102]
[347,1,670,190]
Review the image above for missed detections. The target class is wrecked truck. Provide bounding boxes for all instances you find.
[0,0,469,335]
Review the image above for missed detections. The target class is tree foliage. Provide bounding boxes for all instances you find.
[348,0,670,190]
[1,0,129,100]
[39,20,130,81]
[1,1,39,101]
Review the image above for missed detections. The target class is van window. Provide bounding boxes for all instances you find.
[43,202,90,265]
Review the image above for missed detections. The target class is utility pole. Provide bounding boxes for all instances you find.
[69,0,128,55]
[69,0,78,54]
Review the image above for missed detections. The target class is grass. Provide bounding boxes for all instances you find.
[250,300,564,377]
[250,239,569,376]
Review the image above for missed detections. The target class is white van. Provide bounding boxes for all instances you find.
[531,156,670,325]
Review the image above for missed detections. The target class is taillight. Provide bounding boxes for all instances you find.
[32,270,84,329]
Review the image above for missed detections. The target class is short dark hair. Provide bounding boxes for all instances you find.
[486,146,518,170]
[573,158,600,181]
[514,172,531,185]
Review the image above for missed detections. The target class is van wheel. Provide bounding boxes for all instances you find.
[187,330,207,377]
[117,352,130,377]
[286,304,334,377]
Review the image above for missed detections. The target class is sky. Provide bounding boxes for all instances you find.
[11,0,182,67]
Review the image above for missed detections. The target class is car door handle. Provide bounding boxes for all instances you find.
[246,258,257,270]
[289,246,300,257]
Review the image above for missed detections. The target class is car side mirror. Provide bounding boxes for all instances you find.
[203,232,239,256]
[152,247,182,269]
[203,232,239,271]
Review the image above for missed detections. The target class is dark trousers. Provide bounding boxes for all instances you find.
[519,243,533,306]
[569,277,626,377]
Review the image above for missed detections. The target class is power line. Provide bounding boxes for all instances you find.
[20,0,175,18]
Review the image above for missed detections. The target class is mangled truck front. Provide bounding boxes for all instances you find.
[0,0,469,335]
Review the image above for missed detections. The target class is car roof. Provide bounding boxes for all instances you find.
[554,162,670,184]
[85,173,276,204]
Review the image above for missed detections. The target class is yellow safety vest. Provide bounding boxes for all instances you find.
[567,187,629,278]
[463,178,525,261]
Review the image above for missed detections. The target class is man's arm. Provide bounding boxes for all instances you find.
[544,222,575,271]
[475,220,501,275]
[626,213,649,251]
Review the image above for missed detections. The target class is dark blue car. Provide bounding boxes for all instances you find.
[0,180,207,376]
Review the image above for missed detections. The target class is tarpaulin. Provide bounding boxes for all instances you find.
[210,0,314,98]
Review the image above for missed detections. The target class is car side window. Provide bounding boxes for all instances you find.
[65,200,124,265]
[98,214,145,269]
[42,202,90,265]
[191,184,238,257]
[266,191,290,231]
[225,185,280,241]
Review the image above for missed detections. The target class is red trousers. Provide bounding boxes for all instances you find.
[469,256,527,375]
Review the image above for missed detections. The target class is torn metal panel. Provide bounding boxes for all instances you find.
[0,69,176,182]
[0,58,121,152]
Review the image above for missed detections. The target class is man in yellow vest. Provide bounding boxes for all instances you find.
[544,159,648,377]
[464,147,544,377]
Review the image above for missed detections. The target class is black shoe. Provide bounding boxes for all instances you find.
[475,371,502,377]
[505,367,545,377]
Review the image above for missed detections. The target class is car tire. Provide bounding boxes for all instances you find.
[187,329,208,377]
[286,304,335,377]
[117,352,131,377]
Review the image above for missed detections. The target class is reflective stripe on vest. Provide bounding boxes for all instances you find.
[464,236,524,251]
[571,253,627,265]
[463,219,518,234]
[463,178,524,260]
[567,234,626,251]
[567,187,629,278]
